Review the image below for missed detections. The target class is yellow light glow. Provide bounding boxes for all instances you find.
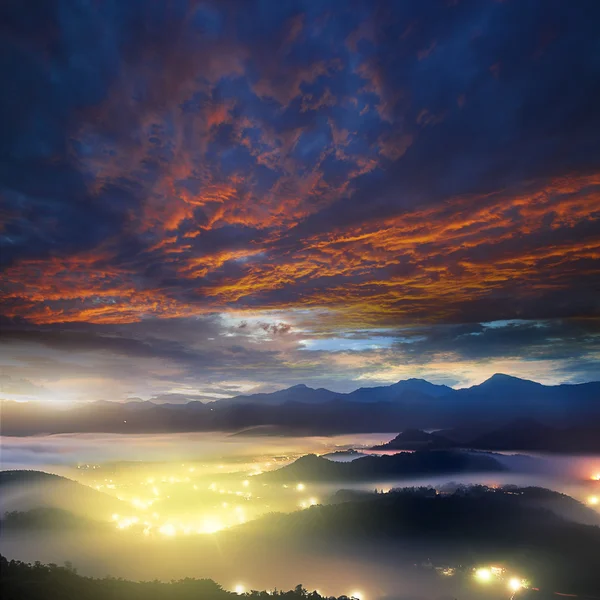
[474,568,492,583]
[158,523,176,537]
[189,467,195,472]
[152,487,159,496]
[588,495,599,505]
[350,590,364,600]
[234,584,246,595]
[309,497,318,506]
[591,473,600,481]
[296,483,305,491]
[111,514,119,521]
[201,517,223,534]
[508,578,523,592]
[242,480,249,487]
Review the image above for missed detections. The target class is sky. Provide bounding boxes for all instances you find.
[1,0,599,404]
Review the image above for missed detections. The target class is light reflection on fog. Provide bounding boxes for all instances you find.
[1,433,600,599]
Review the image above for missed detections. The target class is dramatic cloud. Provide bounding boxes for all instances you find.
[1,0,599,400]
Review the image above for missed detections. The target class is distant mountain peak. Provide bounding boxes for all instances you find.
[482,373,540,385]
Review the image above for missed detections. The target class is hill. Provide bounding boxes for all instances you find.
[257,450,505,483]
[371,429,456,451]
[1,507,106,531]
[0,470,127,520]
[373,418,600,453]
[236,486,600,594]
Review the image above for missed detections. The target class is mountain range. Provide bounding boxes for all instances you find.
[2,374,599,436]
[373,418,600,453]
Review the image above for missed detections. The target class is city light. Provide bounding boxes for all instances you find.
[474,567,492,583]
[508,577,523,591]
[201,517,223,534]
[234,584,246,594]
[588,495,599,505]
[158,523,176,537]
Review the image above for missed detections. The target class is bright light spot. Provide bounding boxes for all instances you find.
[234,584,246,594]
[189,467,195,472]
[116,516,139,530]
[296,483,305,491]
[111,514,119,521]
[193,484,198,490]
[588,495,599,505]
[242,480,249,487]
[309,497,318,506]
[158,523,177,537]
[152,487,159,496]
[474,568,492,583]
[201,517,223,534]
[508,578,523,592]
[209,483,217,491]
[591,473,600,481]
[350,590,364,600]
[147,478,155,484]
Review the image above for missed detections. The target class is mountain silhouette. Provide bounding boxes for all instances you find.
[2,374,599,436]
[371,429,456,450]
[257,450,505,483]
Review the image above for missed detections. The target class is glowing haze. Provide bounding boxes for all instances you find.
[1,0,599,403]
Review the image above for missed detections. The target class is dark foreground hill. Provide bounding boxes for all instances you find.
[235,487,600,595]
[257,450,505,483]
[1,557,321,600]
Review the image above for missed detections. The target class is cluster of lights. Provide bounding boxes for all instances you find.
[299,497,319,509]
[108,474,254,536]
[473,566,529,592]
[92,465,320,539]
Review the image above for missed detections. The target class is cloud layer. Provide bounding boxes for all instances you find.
[1,0,599,401]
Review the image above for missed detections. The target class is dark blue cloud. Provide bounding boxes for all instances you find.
[0,0,599,392]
